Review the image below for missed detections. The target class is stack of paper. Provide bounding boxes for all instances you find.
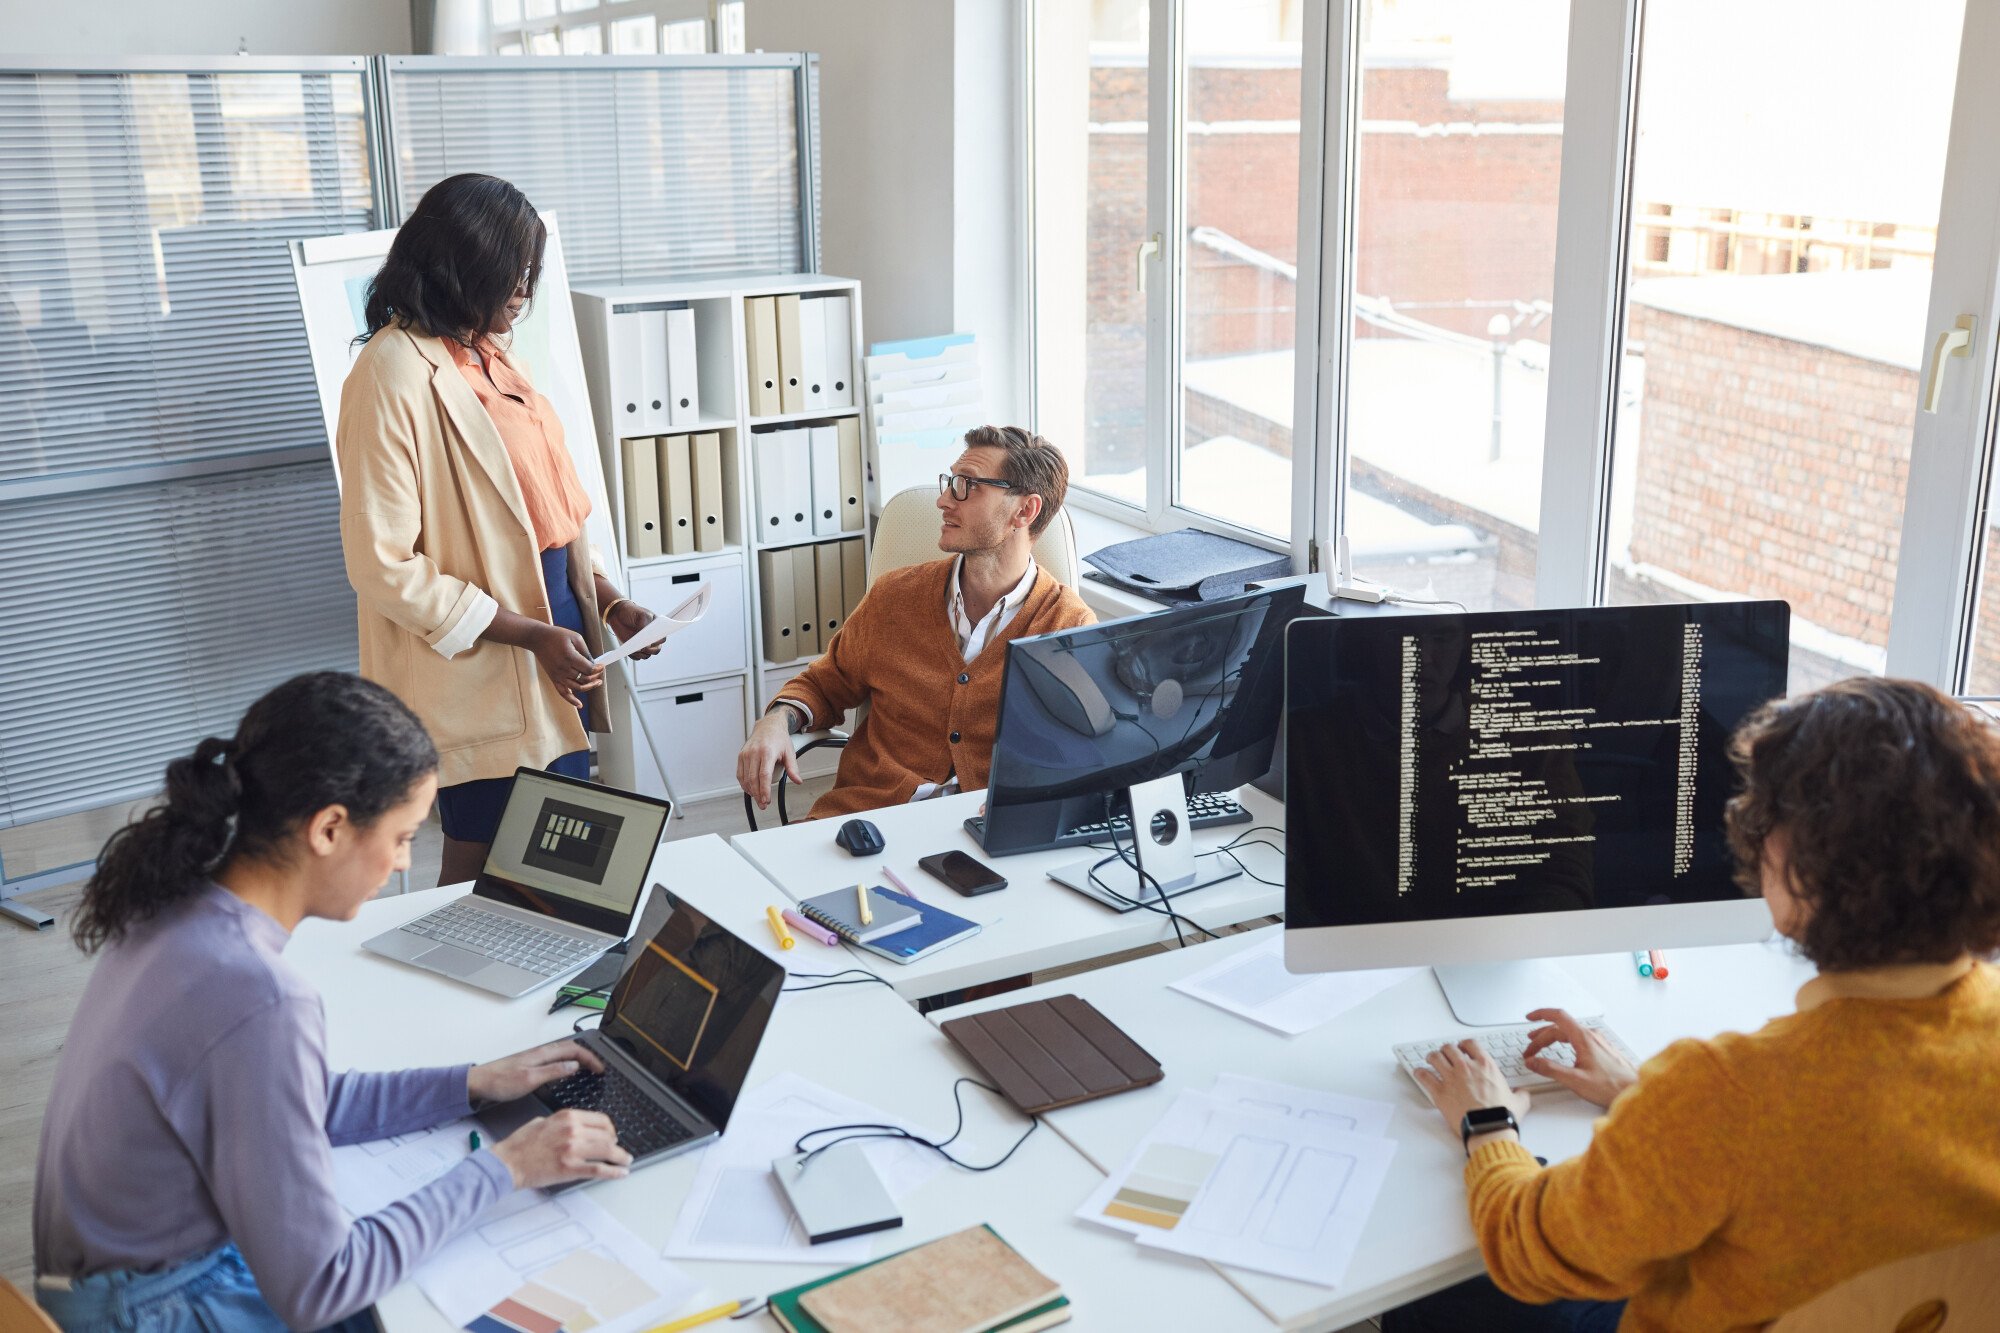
[864,334,984,501]
[1077,1075,1399,1288]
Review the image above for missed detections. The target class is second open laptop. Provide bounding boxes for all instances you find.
[362,769,672,998]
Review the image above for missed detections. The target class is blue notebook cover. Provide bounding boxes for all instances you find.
[855,887,981,965]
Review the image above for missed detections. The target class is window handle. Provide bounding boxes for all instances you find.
[1135,233,1161,293]
[1924,314,1975,413]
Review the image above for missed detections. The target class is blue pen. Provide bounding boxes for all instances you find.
[1631,950,1653,978]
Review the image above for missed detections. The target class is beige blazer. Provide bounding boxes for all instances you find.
[335,325,610,788]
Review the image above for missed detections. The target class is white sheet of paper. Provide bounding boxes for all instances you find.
[661,1110,879,1264]
[329,1117,480,1219]
[413,1188,697,1333]
[1086,1091,1398,1287]
[1171,933,1420,1035]
[593,583,711,667]
[1205,1074,1396,1138]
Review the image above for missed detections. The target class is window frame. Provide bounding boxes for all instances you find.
[487,0,739,56]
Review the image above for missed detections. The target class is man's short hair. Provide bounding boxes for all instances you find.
[963,424,1068,536]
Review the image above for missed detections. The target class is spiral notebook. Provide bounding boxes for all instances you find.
[797,885,922,945]
[851,888,981,966]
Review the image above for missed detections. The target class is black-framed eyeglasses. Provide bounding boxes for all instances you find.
[939,472,1016,501]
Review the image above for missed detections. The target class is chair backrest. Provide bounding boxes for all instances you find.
[1,1279,61,1333]
[867,486,1081,590]
[1766,1231,2000,1332]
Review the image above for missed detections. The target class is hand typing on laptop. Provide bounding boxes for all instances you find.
[470,1038,634,1189]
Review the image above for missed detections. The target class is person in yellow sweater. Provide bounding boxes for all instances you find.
[1388,676,2000,1333]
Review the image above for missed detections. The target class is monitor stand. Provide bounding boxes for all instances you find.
[1433,960,1600,1027]
[1048,774,1242,911]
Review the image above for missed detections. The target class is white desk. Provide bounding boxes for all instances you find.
[929,926,1819,1331]
[728,787,1288,1000]
[287,835,1269,1331]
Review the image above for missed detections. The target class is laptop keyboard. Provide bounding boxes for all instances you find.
[540,1066,697,1158]
[403,900,603,977]
[967,790,1254,849]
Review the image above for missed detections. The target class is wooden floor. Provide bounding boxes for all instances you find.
[0,780,830,1291]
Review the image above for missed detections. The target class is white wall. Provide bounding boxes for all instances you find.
[3,0,413,56]
[748,0,1030,423]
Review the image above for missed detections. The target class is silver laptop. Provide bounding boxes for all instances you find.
[364,769,672,998]
[477,893,786,1183]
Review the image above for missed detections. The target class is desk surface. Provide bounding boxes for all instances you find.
[728,786,1288,999]
[288,835,1269,1332]
[929,926,1819,1331]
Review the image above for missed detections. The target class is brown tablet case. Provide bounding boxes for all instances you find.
[940,994,1163,1114]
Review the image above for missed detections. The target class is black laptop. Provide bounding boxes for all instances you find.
[478,893,785,1177]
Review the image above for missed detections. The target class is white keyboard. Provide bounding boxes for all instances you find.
[404,901,604,977]
[1394,1019,1640,1099]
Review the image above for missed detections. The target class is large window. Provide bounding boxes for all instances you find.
[1032,0,1304,545]
[490,0,745,57]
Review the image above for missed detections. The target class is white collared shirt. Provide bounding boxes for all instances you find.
[912,557,1039,801]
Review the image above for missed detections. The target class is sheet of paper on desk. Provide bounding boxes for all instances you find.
[662,1110,879,1264]
[1170,933,1420,1035]
[330,1117,480,1219]
[414,1188,696,1333]
[1205,1073,1395,1137]
[738,1071,945,1198]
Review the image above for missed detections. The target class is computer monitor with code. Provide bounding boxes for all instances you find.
[1282,600,1790,1024]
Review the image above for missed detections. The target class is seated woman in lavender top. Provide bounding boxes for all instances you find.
[32,672,631,1333]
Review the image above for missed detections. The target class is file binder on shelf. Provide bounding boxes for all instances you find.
[745,296,781,417]
[809,424,841,538]
[609,310,646,428]
[865,333,984,505]
[836,417,865,532]
[659,434,694,556]
[840,537,868,623]
[775,293,806,414]
[622,436,662,558]
[753,429,790,542]
[791,544,820,657]
[799,295,829,412]
[664,305,700,428]
[815,542,845,641]
[822,294,854,409]
[781,427,813,543]
[759,547,797,664]
[691,431,725,553]
[636,309,671,435]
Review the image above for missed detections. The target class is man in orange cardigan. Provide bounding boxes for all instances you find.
[736,426,1095,821]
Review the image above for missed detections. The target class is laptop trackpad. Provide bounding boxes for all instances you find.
[422,944,495,979]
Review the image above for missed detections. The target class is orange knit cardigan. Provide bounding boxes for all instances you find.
[772,557,1095,820]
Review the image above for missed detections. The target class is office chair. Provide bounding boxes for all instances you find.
[1767,1230,2000,1331]
[741,487,1082,831]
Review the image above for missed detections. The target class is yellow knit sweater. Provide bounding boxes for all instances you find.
[1466,962,2000,1331]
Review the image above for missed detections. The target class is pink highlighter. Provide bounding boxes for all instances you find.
[782,907,840,947]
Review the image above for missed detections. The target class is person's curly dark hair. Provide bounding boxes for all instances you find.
[1724,676,2000,970]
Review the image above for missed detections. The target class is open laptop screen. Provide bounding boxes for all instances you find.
[603,899,784,1132]
[477,770,672,937]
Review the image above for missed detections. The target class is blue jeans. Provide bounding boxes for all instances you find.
[36,1243,376,1333]
[1381,1275,1627,1332]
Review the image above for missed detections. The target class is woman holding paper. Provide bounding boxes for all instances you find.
[337,173,660,884]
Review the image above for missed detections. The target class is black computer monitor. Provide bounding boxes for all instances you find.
[976,582,1311,858]
[1282,599,1790,1023]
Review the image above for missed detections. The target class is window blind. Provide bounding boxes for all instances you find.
[0,63,372,833]
[383,57,807,283]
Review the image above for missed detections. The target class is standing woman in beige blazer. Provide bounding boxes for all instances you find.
[337,173,661,885]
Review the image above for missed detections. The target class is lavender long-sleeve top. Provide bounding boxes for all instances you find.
[34,884,514,1328]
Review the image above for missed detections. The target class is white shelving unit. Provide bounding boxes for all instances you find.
[573,274,871,803]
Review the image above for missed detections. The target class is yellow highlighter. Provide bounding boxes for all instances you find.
[856,882,872,926]
[765,904,796,951]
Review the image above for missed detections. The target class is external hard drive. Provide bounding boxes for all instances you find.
[773,1142,904,1244]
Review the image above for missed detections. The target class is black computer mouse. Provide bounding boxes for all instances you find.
[834,818,885,857]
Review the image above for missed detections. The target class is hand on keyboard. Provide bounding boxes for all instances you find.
[469,1037,605,1104]
[490,1108,632,1190]
[1520,1008,1640,1109]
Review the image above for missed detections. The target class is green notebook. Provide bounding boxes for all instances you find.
[767,1224,1071,1333]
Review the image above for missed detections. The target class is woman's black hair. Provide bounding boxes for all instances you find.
[72,673,439,954]
[356,173,546,347]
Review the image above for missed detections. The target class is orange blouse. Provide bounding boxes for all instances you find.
[451,339,592,551]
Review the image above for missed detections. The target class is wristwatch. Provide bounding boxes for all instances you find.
[1460,1106,1519,1155]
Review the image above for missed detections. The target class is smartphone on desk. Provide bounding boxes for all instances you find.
[918,850,1008,897]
